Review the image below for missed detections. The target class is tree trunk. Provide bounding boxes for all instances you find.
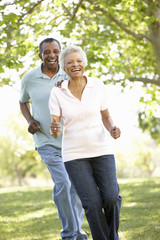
[13,163,23,186]
[150,4,160,77]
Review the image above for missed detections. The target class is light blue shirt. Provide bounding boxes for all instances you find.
[20,65,68,148]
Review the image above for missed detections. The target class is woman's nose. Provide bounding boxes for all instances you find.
[72,61,78,66]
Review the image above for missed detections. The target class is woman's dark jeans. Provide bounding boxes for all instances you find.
[65,154,122,240]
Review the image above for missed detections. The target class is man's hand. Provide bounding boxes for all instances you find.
[110,126,121,139]
[55,80,64,88]
[28,119,40,134]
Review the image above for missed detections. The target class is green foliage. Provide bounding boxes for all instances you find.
[138,85,160,144]
[0,0,63,86]
[0,0,159,82]
[139,111,160,144]
[0,178,160,240]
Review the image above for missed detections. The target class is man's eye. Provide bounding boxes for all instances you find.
[44,51,50,54]
[54,51,60,54]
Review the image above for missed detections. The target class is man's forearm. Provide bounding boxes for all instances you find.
[19,102,33,124]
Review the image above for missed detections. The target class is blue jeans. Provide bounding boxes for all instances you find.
[37,145,87,240]
[65,155,122,240]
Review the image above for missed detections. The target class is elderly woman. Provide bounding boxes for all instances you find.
[49,45,122,240]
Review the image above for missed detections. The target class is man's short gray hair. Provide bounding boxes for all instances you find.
[59,45,88,70]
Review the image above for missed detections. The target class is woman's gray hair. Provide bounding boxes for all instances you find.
[59,45,88,70]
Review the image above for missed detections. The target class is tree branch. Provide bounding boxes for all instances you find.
[86,0,154,43]
[18,0,45,23]
[62,0,154,43]
[108,14,154,43]
[62,0,84,20]
[61,3,72,17]
[71,0,84,20]
[129,77,160,86]
[105,77,160,87]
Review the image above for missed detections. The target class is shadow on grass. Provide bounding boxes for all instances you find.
[0,186,91,240]
[0,187,63,240]
[0,187,53,217]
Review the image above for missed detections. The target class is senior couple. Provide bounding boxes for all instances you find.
[20,38,122,240]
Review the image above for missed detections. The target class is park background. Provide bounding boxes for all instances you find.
[0,0,160,239]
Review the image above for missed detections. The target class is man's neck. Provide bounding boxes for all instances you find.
[41,64,59,78]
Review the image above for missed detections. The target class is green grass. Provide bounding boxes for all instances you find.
[0,178,160,240]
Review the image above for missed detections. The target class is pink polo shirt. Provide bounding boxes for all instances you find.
[49,77,113,162]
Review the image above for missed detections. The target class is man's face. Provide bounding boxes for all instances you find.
[39,41,61,70]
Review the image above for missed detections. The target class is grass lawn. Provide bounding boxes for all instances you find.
[0,178,160,240]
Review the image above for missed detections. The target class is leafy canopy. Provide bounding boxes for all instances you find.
[1,0,160,141]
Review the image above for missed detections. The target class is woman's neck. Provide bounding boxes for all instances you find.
[68,76,87,101]
[69,76,86,87]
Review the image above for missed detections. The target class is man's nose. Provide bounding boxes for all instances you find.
[49,52,56,57]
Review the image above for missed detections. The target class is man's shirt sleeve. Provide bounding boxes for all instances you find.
[19,76,30,103]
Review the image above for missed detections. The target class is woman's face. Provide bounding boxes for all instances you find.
[64,51,85,78]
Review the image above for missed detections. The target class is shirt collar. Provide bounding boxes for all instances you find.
[61,76,96,89]
[35,64,67,79]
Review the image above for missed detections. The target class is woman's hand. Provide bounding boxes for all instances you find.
[50,116,61,138]
[110,126,121,139]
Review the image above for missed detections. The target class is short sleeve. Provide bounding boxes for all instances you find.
[100,81,109,111]
[49,87,61,116]
[19,76,30,103]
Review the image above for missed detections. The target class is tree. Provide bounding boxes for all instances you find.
[0,0,160,141]
[132,134,160,177]
[0,114,43,186]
